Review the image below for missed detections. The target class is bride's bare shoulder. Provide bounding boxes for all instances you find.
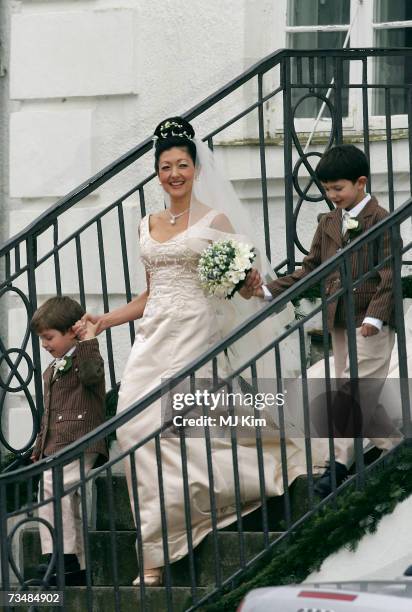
[196,206,230,227]
[145,211,168,226]
[210,212,233,231]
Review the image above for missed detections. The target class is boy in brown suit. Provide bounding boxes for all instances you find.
[249,145,401,496]
[31,296,108,581]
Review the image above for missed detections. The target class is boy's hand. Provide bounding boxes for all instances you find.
[73,319,87,340]
[73,319,99,340]
[73,313,103,339]
[30,453,38,463]
[239,268,263,299]
[360,323,379,337]
[82,319,100,339]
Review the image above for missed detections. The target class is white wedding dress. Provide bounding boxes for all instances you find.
[116,212,327,570]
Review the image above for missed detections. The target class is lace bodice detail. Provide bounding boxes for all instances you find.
[140,215,207,302]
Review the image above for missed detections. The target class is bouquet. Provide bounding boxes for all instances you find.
[198,239,256,299]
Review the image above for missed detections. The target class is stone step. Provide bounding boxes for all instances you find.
[95,473,312,532]
[11,586,208,612]
[22,529,283,587]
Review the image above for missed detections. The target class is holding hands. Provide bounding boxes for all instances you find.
[239,268,265,299]
[73,315,103,340]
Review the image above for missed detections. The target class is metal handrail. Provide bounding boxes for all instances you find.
[1,46,411,256]
[1,194,411,484]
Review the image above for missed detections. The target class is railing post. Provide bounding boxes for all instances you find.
[26,234,44,420]
[258,73,271,262]
[282,56,296,273]
[391,224,412,438]
[334,56,344,145]
[340,256,365,487]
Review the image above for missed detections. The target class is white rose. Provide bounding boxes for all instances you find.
[228,271,243,284]
[236,243,253,258]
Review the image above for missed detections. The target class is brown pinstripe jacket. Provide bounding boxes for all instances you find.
[32,338,108,462]
[266,197,396,332]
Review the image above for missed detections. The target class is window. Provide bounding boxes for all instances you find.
[280,0,412,122]
[287,0,350,118]
[373,0,412,114]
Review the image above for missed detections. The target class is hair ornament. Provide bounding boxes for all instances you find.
[154,120,193,143]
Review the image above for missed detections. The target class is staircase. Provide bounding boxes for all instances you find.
[20,473,312,611]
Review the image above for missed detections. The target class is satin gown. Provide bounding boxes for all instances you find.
[116,211,324,569]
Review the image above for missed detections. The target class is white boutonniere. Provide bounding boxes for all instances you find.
[346,218,362,241]
[53,356,73,375]
[346,218,359,230]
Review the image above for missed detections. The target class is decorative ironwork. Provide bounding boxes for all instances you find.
[0,286,38,455]
[0,48,411,611]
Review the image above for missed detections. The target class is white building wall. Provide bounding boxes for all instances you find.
[4,0,252,450]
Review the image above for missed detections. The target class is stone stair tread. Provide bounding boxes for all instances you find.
[19,586,208,612]
[22,529,284,587]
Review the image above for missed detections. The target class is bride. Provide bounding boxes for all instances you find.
[78,117,328,585]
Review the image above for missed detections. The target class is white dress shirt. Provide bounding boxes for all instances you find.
[262,193,382,331]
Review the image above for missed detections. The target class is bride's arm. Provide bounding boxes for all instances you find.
[97,291,148,332]
[78,271,150,334]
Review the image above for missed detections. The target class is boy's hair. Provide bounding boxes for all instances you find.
[315,144,370,183]
[31,297,85,334]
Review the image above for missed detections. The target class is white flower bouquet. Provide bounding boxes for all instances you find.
[198,239,256,299]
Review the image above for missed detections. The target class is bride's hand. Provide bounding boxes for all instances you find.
[239,268,263,299]
[73,313,104,337]
[252,286,264,298]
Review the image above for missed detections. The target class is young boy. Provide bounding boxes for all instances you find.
[30,296,108,582]
[250,144,401,495]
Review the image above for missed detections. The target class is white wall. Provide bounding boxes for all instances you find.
[4,0,252,449]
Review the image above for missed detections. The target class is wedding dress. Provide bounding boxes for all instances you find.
[116,211,327,570]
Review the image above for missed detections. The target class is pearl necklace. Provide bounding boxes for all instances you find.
[168,207,190,225]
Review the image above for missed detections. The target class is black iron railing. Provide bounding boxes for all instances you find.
[0,48,412,611]
[0,197,411,611]
[1,48,412,456]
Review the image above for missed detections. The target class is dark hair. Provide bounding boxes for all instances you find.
[31,296,85,334]
[315,144,369,183]
[153,116,196,172]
